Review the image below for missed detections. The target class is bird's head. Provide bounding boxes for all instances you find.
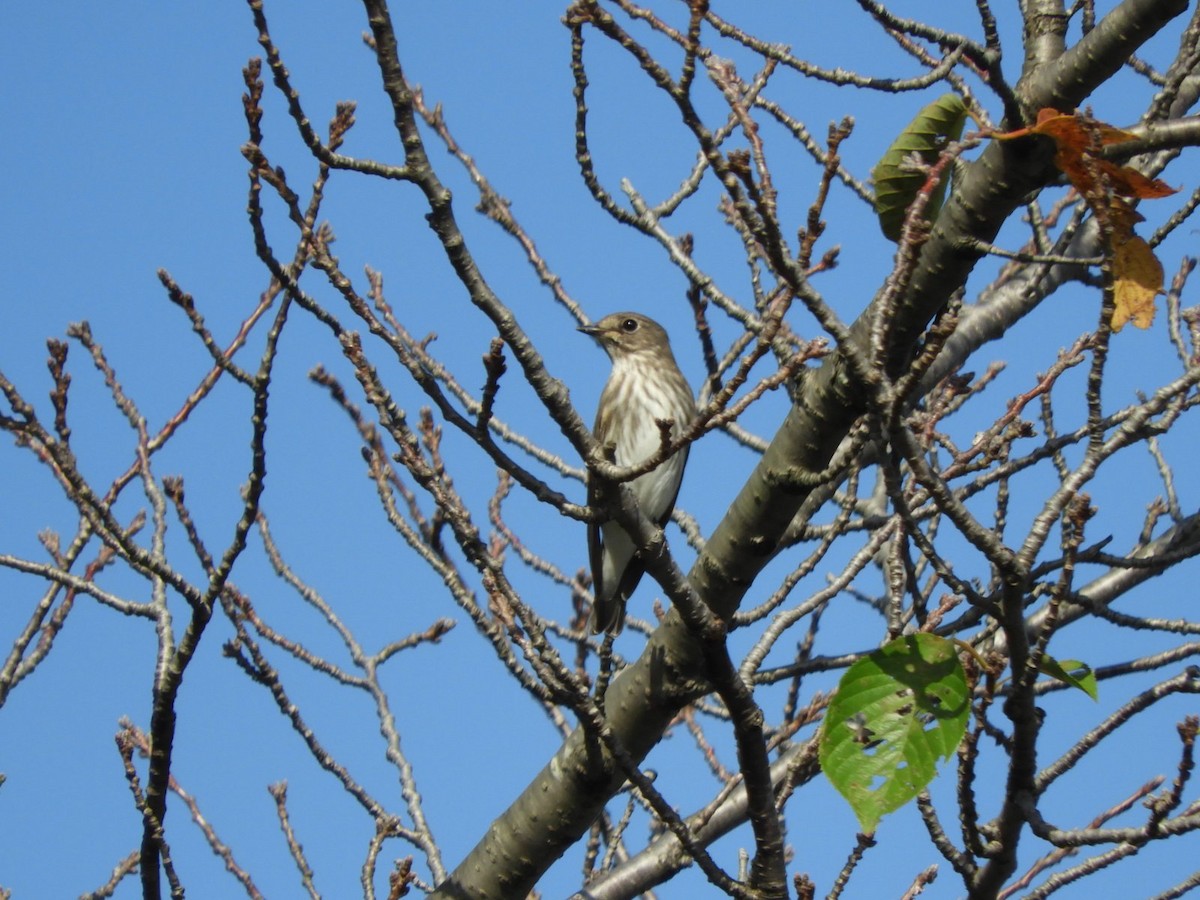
[578,312,672,360]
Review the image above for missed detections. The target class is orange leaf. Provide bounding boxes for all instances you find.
[994,108,1133,145]
[1112,234,1163,332]
[994,108,1177,201]
[1030,109,1137,148]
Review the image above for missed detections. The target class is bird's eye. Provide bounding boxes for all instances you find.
[620,318,639,333]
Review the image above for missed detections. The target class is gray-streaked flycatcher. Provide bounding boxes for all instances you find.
[580,312,696,634]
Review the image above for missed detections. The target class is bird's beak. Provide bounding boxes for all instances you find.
[578,324,603,337]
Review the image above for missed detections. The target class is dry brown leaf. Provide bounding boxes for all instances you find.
[1027,108,1136,148]
[995,111,1176,332]
[995,108,1177,201]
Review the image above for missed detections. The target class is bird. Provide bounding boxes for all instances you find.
[580,312,697,635]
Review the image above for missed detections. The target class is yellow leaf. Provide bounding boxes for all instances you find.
[1112,234,1163,331]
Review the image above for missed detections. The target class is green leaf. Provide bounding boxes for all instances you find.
[871,93,968,242]
[1037,655,1098,700]
[819,633,970,833]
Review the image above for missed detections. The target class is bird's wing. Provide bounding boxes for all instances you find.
[587,470,605,600]
[612,443,691,604]
[657,443,690,528]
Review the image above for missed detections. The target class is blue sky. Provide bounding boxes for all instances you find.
[2,2,1199,898]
